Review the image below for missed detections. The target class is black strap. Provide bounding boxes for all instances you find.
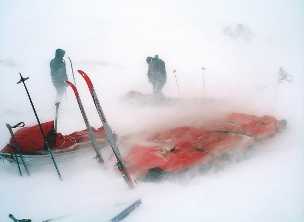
[11,122,25,129]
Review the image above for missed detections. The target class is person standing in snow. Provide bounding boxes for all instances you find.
[146,55,167,96]
[50,48,68,102]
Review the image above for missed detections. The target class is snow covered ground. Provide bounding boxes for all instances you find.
[0,0,303,221]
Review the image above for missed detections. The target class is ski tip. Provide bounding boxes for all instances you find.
[77,69,90,78]
[77,69,86,75]
[77,70,94,91]
[66,80,79,97]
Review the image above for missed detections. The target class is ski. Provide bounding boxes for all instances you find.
[78,70,134,188]
[17,73,62,180]
[110,199,142,222]
[66,80,104,163]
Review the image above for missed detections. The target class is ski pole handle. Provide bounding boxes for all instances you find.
[17,73,29,84]
[9,214,32,222]
[11,122,25,128]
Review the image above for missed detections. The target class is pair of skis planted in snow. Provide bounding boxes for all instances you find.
[65,80,104,164]
[66,70,134,188]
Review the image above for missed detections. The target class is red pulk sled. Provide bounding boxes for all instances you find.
[124,113,287,180]
[1,121,106,155]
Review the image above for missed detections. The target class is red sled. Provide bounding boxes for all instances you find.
[1,121,106,156]
[124,113,286,180]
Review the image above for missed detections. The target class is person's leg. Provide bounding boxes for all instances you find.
[155,79,165,96]
[54,85,67,135]
[155,81,161,95]
[55,85,66,103]
[152,80,158,95]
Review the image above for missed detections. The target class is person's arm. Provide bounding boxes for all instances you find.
[160,61,167,82]
[50,60,54,74]
[163,62,167,75]
[147,70,153,82]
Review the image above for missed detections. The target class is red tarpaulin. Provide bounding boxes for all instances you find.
[125,113,284,178]
[1,121,105,154]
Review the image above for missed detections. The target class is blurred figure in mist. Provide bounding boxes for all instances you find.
[50,48,68,103]
[146,55,167,96]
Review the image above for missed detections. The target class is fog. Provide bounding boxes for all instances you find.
[0,0,303,221]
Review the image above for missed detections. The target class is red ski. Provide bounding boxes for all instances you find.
[78,70,134,188]
[66,80,104,163]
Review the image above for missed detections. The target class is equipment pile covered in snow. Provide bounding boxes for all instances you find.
[124,113,286,180]
[0,69,286,185]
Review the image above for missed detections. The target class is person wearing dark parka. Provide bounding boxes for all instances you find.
[146,54,167,96]
[50,48,68,102]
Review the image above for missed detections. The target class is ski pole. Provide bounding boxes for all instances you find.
[6,122,30,176]
[42,215,68,222]
[13,151,22,176]
[78,70,134,188]
[201,67,206,97]
[54,102,60,133]
[68,57,76,86]
[6,124,22,176]
[66,80,104,163]
[172,69,180,96]
[8,214,31,222]
[110,199,142,222]
[17,73,62,180]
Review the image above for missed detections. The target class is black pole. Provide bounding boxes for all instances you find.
[8,214,31,222]
[17,73,62,180]
[110,199,142,222]
[12,148,22,176]
[6,122,30,176]
[6,124,22,176]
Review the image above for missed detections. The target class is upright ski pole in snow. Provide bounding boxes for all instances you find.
[6,122,30,176]
[201,66,206,97]
[17,73,62,180]
[68,57,76,86]
[172,69,180,96]
[78,70,134,188]
[65,80,104,163]
[7,124,22,176]
[54,102,60,133]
